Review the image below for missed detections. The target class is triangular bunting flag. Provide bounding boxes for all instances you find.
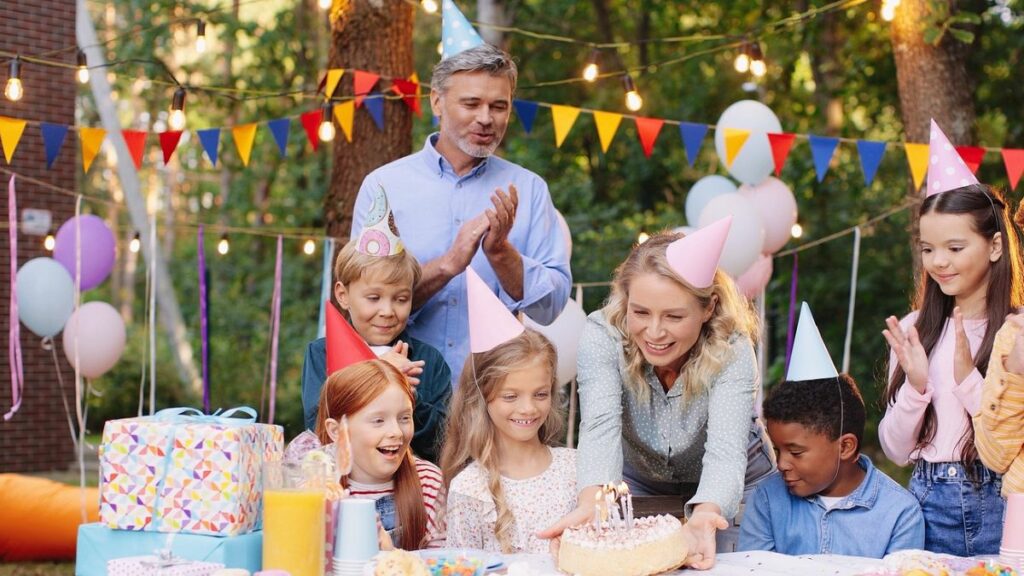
[121,130,147,170]
[197,128,221,166]
[679,122,708,167]
[956,146,986,175]
[353,71,380,108]
[808,135,839,182]
[364,94,385,131]
[79,127,106,172]
[856,140,887,186]
[903,142,930,192]
[325,68,345,99]
[0,117,27,164]
[231,124,258,167]
[592,111,622,153]
[267,118,291,158]
[1001,149,1024,191]
[767,133,796,177]
[723,128,750,167]
[551,105,581,148]
[513,99,539,134]
[300,110,321,151]
[40,123,69,169]
[391,78,422,116]
[334,101,355,142]
[158,130,183,165]
[634,117,664,158]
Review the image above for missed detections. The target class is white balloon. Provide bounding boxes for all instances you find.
[713,100,783,185]
[16,257,75,338]
[524,299,587,386]
[739,176,798,254]
[555,210,573,259]
[698,193,765,277]
[684,175,737,226]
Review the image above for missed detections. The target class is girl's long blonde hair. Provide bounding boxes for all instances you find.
[603,232,759,401]
[314,360,428,550]
[439,330,563,553]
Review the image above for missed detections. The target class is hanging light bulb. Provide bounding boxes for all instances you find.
[791,223,803,238]
[318,102,336,142]
[129,231,141,253]
[195,20,208,53]
[318,0,333,10]
[637,232,650,245]
[748,42,766,78]
[623,74,643,112]
[76,49,90,84]
[582,50,600,83]
[421,0,439,13]
[5,56,24,102]
[168,87,187,131]
[303,239,317,255]
[733,44,751,73]
[881,0,900,21]
[437,41,444,56]
[43,229,55,251]
[217,233,230,255]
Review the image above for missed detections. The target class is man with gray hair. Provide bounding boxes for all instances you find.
[351,44,571,381]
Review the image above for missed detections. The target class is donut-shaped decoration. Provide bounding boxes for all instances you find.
[364,189,389,226]
[358,229,390,256]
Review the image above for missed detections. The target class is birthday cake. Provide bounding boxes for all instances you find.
[558,484,688,576]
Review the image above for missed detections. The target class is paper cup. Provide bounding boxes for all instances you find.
[334,499,379,562]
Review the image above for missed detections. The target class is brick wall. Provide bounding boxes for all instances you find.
[0,0,78,472]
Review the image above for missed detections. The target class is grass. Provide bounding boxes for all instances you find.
[0,564,74,575]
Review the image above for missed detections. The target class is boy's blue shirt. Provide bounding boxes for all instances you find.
[738,454,924,558]
[300,329,452,463]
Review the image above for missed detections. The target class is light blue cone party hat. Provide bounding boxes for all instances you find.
[442,0,484,60]
[786,302,839,382]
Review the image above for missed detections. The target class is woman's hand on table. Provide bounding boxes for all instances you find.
[681,503,728,570]
[536,485,602,555]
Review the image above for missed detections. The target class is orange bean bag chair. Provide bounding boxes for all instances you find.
[0,473,100,561]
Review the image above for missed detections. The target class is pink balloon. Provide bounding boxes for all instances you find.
[63,301,127,379]
[739,176,798,254]
[734,253,773,299]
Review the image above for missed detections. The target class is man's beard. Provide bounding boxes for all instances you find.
[454,132,501,158]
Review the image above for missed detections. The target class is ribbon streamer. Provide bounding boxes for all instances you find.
[198,225,210,413]
[148,215,157,414]
[317,238,335,339]
[783,254,799,374]
[842,227,862,374]
[268,235,283,424]
[5,175,23,420]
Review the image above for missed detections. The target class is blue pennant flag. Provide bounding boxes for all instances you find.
[40,123,69,169]
[267,118,291,158]
[364,94,385,131]
[808,135,840,183]
[197,128,221,166]
[513,99,539,134]
[679,122,708,167]
[856,140,887,186]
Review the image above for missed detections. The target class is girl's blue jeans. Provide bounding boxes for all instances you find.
[910,460,1003,556]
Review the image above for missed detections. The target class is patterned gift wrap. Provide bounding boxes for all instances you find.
[99,407,283,536]
[107,555,224,576]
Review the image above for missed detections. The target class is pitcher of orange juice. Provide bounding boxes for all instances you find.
[262,460,328,576]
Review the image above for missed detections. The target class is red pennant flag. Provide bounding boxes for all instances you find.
[325,302,376,375]
[956,146,986,175]
[767,133,797,177]
[122,130,148,169]
[159,131,183,165]
[300,110,321,151]
[391,78,422,117]
[1002,148,1024,191]
[353,71,380,108]
[634,117,664,158]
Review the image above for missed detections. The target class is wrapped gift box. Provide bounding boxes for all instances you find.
[99,407,283,536]
[75,522,262,576]
[107,554,224,576]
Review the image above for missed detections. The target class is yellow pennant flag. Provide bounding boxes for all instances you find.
[79,127,106,173]
[592,111,623,153]
[904,143,930,192]
[232,124,258,167]
[0,117,27,164]
[551,105,581,148]
[325,69,345,99]
[723,128,750,167]
[334,101,354,142]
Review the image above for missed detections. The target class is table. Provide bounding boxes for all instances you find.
[496,551,887,575]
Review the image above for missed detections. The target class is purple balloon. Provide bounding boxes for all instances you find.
[53,215,116,291]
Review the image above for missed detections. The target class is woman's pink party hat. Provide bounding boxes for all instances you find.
[927,119,979,197]
[665,216,732,289]
[466,266,524,353]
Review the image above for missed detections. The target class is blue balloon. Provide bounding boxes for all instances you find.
[16,257,75,338]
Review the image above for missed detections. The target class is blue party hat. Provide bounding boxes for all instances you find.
[442,0,484,60]
[785,303,839,382]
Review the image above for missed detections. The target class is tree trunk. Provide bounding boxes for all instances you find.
[477,0,508,50]
[325,0,415,240]
[891,0,975,144]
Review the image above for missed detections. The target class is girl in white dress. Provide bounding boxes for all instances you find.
[440,329,577,554]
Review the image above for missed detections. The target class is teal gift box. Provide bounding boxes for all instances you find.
[75,523,262,576]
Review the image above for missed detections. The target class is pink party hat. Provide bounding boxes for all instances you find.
[666,216,732,289]
[927,119,979,197]
[466,266,524,353]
